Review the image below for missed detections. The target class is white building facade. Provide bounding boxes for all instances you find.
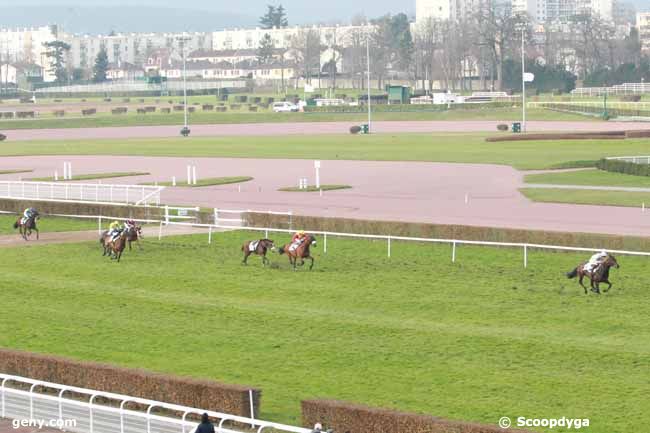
[511,0,614,23]
[638,12,650,54]
[0,25,59,67]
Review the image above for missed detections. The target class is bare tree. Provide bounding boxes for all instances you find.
[289,28,322,87]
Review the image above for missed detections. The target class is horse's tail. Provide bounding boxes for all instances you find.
[566,267,579,279]
[13,221,19,229]
[278,246,285,255]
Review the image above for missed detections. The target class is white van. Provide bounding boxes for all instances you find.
[272,101,299,113]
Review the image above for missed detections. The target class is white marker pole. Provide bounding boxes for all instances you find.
[172,176,176,187]
[186,165,191,185]
[314,160,321,189]
[54,170,59,181]
[67,162,72,180]
[192,166,197,185]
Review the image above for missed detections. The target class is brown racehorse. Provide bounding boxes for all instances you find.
[100,228,129,262]
[125,225,143,251]
[13,212,39,241]
[279,234,317,270]
[566,254,620,294]
[241,239,275,266]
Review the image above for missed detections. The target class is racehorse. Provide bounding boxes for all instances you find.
[13,212,39,241]
[125,225,143,251]
[100,227,130,262]
[241,239,275,266]
[566,254,620,294]
[278,234,317,270]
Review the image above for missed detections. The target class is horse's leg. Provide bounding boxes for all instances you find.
[35,228,39,240]
[309,255,314,271]
[579,274,587,294]
[242,250,249,265]
[603,280,612,292]
[128,240,132,251]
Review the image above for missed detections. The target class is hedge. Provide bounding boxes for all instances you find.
[53,110,65,117]
[161,107,171,114]
[202,104,214,111]
[112,107,128,115]
[16,111,36,118]
[597,158,650,177]
[0,133,6,141]
[2,112,14,118]
[302,400,533,433]
[81,108,97,116]
[0,349,261,417]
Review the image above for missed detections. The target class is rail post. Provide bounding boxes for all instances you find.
[119,399,130,433]
[98,216,103,235]
[452,241,457,263]
[89,394,97,433]
[324,233,327,254]
[1,377,8,418]
[524,244,528,268]
[158,221,163,240]
[29,382,38,421]
[58,388,66,426]
[208,227,212,244]
[249,389,255,428]
[146,404,157,433]
[388,236,391,258]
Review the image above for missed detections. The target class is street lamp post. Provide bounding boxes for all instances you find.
[521,28,526,133]
[366,25,372,134]
[178,35,191,137]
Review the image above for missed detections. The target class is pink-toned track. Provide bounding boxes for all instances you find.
[4,120,650,141]
[2,155,650,237]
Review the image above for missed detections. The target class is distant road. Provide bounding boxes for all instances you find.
[5,120,650,141]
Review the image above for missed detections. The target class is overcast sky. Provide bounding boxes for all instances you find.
[13,0,414,24]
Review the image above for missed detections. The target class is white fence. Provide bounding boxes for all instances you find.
[214,209,293,230]
[35,80,247,95]
[571,82,650,96]
[15,211,650,269]
[606,156,650,164]
[0,182,164,206]
[0,373,311,433]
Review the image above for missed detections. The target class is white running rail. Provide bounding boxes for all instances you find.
[0,182,164,206]
[606,156,650,164]
[0,373,311,433]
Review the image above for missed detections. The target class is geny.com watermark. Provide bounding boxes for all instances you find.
[12,418,77,430]
[499,416,590,430]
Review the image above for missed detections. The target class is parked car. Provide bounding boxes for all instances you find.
[272,101,299,113]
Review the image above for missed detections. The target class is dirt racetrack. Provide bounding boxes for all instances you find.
[2,155,650,237]
[4,120,650,141]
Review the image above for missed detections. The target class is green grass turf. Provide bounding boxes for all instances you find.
[524,169,650,188]
[520,188,650,208]
[2,134,649,171]
[0,231,648,433]
[0,214,101,235]
[28,172,150,182]
[146,176,253,187]
[278,184,351,192]
[0,169,33,175]
[0,108,593,129]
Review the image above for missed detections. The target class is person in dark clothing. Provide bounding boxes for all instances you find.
[194,413,215,433]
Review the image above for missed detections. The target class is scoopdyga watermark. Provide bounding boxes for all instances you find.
[12,418,77,430]
[499,416,590,430]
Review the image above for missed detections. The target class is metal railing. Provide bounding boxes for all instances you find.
[606,156,650,164]
[571,82,650,96]
[214,208,293,230]
[0,373,311,433]
[0,181,164,206]
[34,80,247,95]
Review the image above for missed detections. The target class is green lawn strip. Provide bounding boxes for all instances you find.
[0,231,647,433]
[0,169,33,175]
[278,184,351,192]
[143,176,253,188]
[0,214,100,235]
[3,134,650,171]
[28,172,150,182]
[520,187,650,208]
[0,108,594,129]
[524,169,650,188]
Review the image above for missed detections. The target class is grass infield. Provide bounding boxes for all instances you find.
[520,187,650,208]
[278,184,351,192]
[0,214,100,235]
[2,134,649,171]
[0,231,648,432]
[28,172,150,182]
[524,169,650,188]
[0,169,33,175]
[145,176,253,188]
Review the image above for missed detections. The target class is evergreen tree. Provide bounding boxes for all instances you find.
[43,40,71,84]
[259,4,288,29]
[257,33,275,65]
[93,46,109,83]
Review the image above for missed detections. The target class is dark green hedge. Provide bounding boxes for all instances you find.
[597,158,650,177]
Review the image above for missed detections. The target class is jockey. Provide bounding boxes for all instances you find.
[289,230,307,252]
[124,219,136,230]
[21,207,37,224]
[108,220,123,241]
[584,250,608,273]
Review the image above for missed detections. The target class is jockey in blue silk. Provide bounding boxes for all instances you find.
[108,220,122,241]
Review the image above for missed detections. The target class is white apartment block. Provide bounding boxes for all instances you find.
[64,32,212,69]
[211,24,369,52]
[638,12,650,54]
[512,0,613,23]
[415,0,484,22]
[0,25,59,67]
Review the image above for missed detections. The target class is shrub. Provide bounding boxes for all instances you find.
[145,106,156,113]
[202,104,214,111]
[16,111,36,118]
[265,97,275,104]
[123,98,131,103]
[230,104,241,110]
[2,112,14,119]
[216,106,227,112]
[597,158,650,177]
[350,125,362,134]
[52,110,65,117]
[621,94,641,102]
[0,349,261,418]
[81,108,97,116]
[235,95,248,103]
[111,107,128,115]
[248,106,258,112]
[53,99,62,102]
[173,105,184,111]
[138,98,145,103]
[0,134,6,141]
[136,108,147,114]
[81,99,87,102]
[19,98,33,104]
[301,400,533,433]
[187,106,196,113]
[251,97,262,104]
[497,124,509,131]
[160,107,171,114]
[168,100,174,104]
[104,98,112,102]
